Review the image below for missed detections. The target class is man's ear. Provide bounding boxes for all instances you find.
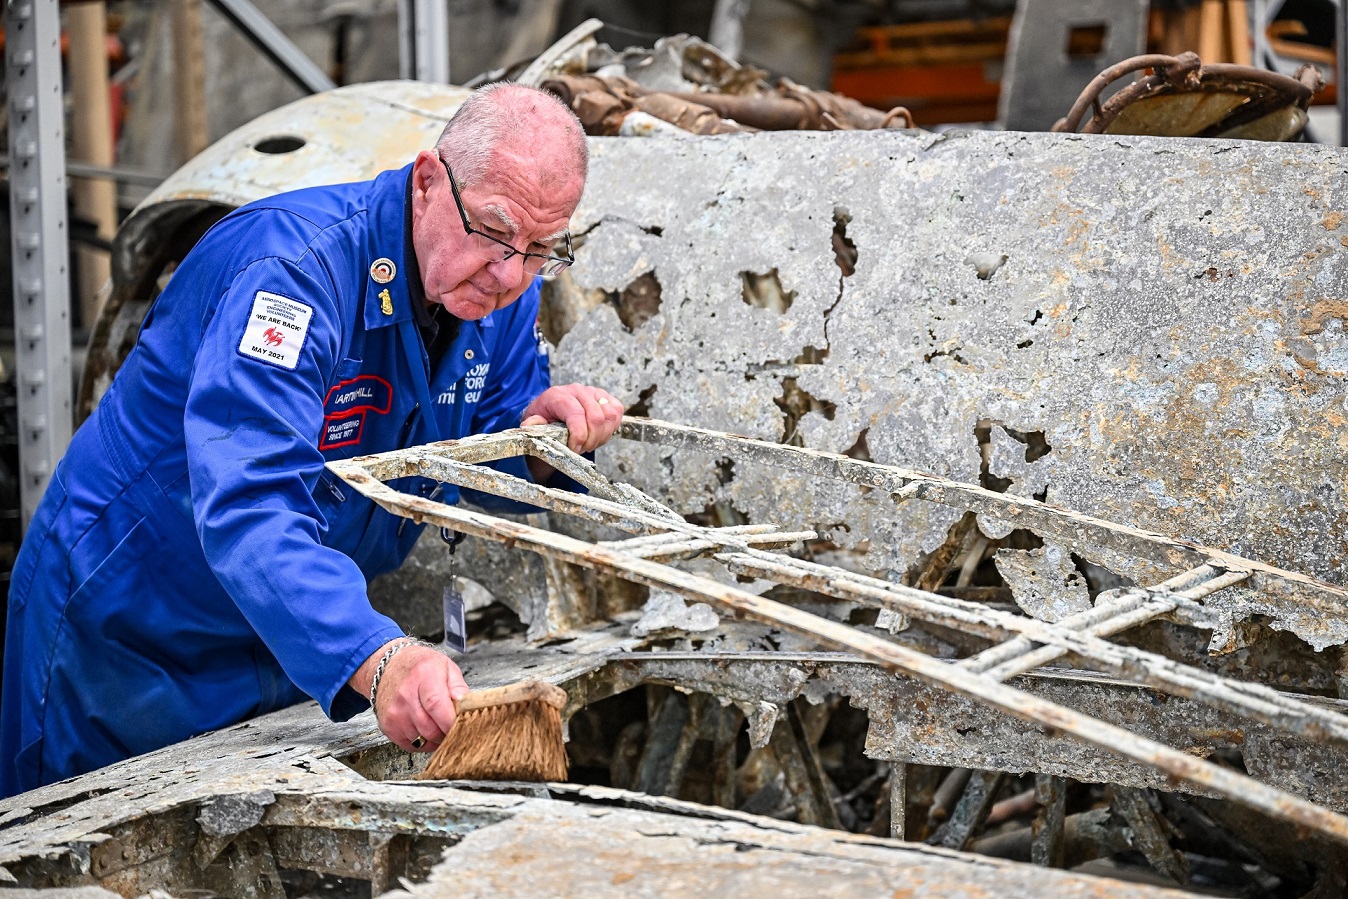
[411,150,440,201]
[410,150,440,226]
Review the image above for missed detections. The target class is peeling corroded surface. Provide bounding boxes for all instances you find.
[0,638,1193,899]
[995,544,1092,622]
[549,129,1348,648]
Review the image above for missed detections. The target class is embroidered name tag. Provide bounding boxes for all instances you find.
[324,374,393,417]
[238,291,313,370]
[320,413,365,449]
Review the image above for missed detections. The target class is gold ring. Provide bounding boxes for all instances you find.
[597,398,609,405]
[411,735,426,750]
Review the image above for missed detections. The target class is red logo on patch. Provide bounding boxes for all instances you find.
[263,327,285,347]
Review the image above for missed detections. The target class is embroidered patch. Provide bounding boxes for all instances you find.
[238,291,312,370]
[320,412,365,450]
[370,258,396,284]
[323,374,393,417]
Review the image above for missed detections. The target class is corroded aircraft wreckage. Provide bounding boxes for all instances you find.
[7,29,1348,899]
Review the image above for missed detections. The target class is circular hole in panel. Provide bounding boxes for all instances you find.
[254,135,306,154]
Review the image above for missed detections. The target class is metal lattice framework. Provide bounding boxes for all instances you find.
[327,417,1348,845]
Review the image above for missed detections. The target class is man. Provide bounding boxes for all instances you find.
[0,84,622,798]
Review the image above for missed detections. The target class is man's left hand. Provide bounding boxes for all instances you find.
[521,383,624,453]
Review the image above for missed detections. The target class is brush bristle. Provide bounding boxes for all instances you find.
[419,698,568,782]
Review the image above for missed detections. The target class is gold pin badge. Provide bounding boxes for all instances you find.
[370,258,397,284]
[379,288,393,316]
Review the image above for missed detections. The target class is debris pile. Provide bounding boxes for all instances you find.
[340,419,1348,896]
[475,24,915,135]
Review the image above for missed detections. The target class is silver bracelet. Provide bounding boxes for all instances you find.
[368,638,416,714]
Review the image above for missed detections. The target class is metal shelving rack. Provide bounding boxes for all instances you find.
[0,0,350,532]
[5,0,72,528]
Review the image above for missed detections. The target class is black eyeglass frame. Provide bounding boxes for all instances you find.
[439,155,574,278]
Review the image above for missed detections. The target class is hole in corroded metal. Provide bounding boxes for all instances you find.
[1020,430,1052,463]
[740,269,795,313]
[833,207,857,278]
[627,383,658,418]
[608,270,663,332]
[965,252,1008,281]
[842,427,871,461]
[339,742,430,781]
[774,377,837,446]
[253,135,307,154]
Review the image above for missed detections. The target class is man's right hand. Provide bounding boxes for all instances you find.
[350,640,470,752]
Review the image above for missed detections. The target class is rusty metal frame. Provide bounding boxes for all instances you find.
[327,417,1348,845]
[1051,51,1321,135]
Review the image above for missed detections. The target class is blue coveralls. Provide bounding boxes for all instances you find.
[1,164,552,797]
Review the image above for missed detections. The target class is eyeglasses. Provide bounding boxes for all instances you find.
[439,155,574,279]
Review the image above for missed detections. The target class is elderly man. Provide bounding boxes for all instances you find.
[0,84,622,797]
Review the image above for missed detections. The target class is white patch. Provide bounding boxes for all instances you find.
[238,291,313,370]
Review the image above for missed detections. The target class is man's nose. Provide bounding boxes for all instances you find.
[485,252,527,290]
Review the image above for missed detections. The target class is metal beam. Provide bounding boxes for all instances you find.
[1338,0,1348,146]
[709,0,751,61]
[6,0,73,527]
[398,0,450,84]
[203,0,336,95]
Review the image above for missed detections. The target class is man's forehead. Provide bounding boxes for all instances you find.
[473,168,582,204]
[484,145,584,195]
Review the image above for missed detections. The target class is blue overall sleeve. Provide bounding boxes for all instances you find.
[184,255,405,721]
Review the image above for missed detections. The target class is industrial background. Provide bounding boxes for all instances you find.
[2,1,1348,897]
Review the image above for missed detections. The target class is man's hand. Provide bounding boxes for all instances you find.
[521,383,624,453]
[352,640,470,752]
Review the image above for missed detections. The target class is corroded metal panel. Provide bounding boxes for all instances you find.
[552,129,1348,648]
[111,80,469,284]
[407,789,1190,898]
[0,645,1192,899]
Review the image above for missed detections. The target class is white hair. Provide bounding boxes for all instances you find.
[434,83,587,188]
